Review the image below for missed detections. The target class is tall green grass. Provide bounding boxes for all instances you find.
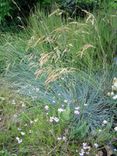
[26,6,116,77]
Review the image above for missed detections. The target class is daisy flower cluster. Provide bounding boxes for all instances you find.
[44,103,66,123]
[49,116,59,123]
[107,77,117,100]
[57,136,66,141]
[16,129,26,144]
[79,143,91,156]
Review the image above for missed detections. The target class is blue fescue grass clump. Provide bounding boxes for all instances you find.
[5,56,117,132]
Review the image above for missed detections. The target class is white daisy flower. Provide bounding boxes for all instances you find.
[110,92,114,96]
[107,92,111,96]
[64,99,68,103]
[34,118,38,123]
[35,88,39,92]
[12,99,16,105]
[49,117,54,123]
[94,143,99,148]
[114,127,117,132]
[62,136,66,141]
[52,100,56,104]
[21,132,25,136]
[102,120,108,125]
[45,105,49,111]
[98,129,102,132]
[57,137,62,141]
[112,94,117,100]
[84,103,88,106]
[75,106,80,110]
[49,116,59,123]
[74,110,80,115]
[79,149,85,156]
[54,117,59,123]
[18,128,21,131]
[58,108,65,113]
[30,120,33,124]
[16,137,22,144]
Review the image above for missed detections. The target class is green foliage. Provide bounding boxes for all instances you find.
[0,0,11,23]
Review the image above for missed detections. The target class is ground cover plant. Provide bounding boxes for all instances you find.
[0,1,117,156]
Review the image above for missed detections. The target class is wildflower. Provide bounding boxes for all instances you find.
[112,94,117,100]
[49,117,54,122]
[21,102,26,107]
[114,148,117,151]
[94,143,99,148]
[61,77,64,80]
[64,99,68,103]
[79,149,85,156]
[49,116,59,123]
[13,114,17,118]
[54,117,59,123]
[75,106,80,110]
[16,137,22,144]
[74,110,80,115]
[83,143,87,148]
[79,152,84,156]
[76,150,78,153]
[110,92,114,96]
[114,127,117,132]
[114,82,117,88]
[68,43,73,47]
[57,136,66,141]
[107,92,111,96]
[102,120,108,125]
[12,99,16,105]
[45,105,49,111]
[0,97,5,101]
[84,103,88,106]
[58,93,61,96]
[34,118,38,123]
[113,77,117,81]
[21,132,25,136]
[98,129,102,132]
[52,100,56,104]
[24,123,28,126]
[30,120,33,124]
[82,143,91,151]
[112,85,117,91]
[58,108,65,113]
[18,128,21,131]
[62,136,66,141]
[35,88,39,92]
[57,137,62,141]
